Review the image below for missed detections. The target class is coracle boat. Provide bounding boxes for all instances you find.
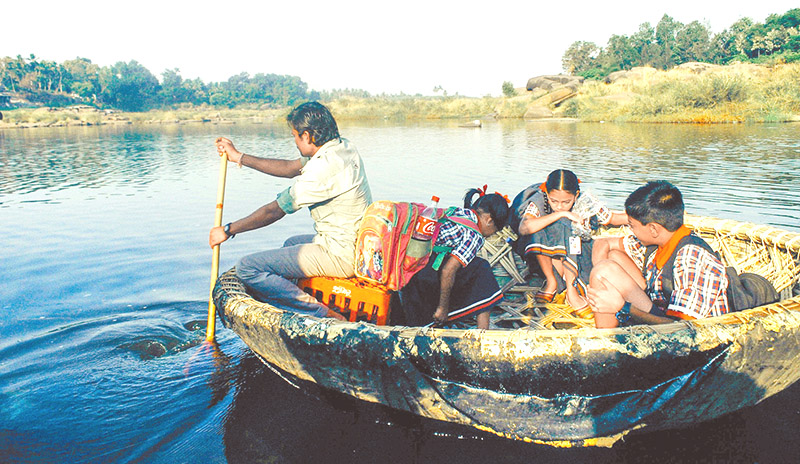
[212,214,800,447]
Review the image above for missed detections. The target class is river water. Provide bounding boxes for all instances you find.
[1,120,799,463]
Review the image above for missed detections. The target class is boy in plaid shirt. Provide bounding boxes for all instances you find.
[587,181,729,328]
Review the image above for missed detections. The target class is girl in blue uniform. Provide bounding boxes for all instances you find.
[515,170,628,310]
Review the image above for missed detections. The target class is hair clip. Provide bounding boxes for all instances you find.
[495,192,511,204]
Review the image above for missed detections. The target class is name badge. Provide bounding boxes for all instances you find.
[569,236,582,255]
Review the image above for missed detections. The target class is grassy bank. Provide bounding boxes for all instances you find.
[2,62,799,128]
[0,106,285,129]
[325,95,501,120]
[563,62,800,123]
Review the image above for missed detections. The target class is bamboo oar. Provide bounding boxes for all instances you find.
[206,149,229,342]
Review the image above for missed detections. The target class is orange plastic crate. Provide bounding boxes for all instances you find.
[296,276,392,325]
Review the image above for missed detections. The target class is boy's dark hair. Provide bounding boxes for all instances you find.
[545,169,580,194]
[464,189,510,230]
[625,181,684,231]
[287,102,340,146]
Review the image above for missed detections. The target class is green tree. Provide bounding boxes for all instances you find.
[730,17,755,56]
[766,8,800,29]
[62,57,100,100]
[708,29,736,63]
[561,41,600,74]
[603,34,637,71]
[208,72,308,108]
[0,55,28,91]
[208,86,235,108]
[158,68,208,106]
[631,23,659,67]
[675,21,712,62]
[655,15,683,69]
[99,60,160,111]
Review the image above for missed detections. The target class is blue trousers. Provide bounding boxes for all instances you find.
[236,234,353,317]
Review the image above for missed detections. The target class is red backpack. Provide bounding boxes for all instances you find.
[355,201,444,290]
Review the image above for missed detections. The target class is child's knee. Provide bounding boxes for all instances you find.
[589,259,617,282]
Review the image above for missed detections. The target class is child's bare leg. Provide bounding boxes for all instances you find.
[589,259,653,328]
[535,254,558,294]
[554,259,588,309]
[608,249,646,289]
[592,237,613,264]
[476,311,489,330]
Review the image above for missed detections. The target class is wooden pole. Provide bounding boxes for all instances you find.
[206,151,229,342]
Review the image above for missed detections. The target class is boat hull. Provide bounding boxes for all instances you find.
[214,270,800,445]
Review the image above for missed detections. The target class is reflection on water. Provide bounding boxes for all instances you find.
[0,121,798,462]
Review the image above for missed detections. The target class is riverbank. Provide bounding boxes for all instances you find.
[1,62,798,129]
[0,106,286,129]
[564,61,800,123]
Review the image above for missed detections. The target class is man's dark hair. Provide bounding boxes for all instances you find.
[625,181,684,231]
[286,102,340,146]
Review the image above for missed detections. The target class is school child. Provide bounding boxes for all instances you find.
[513,169,628,310]
[588,180,730,328]
[400,188,510,329]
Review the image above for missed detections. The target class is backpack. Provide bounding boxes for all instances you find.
[509,183,540,235]
[724,270,779,312]
[355,201,443,291]
[645,234,780,313]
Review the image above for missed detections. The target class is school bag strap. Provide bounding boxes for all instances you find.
[431,245,455,271]
[429,207,481,271]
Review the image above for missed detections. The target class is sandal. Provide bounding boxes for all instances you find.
[535,290,556,304]
[566,294,590,312]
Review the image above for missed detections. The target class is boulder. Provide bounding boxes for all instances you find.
[526,75,584,92]
[531,86,577,107]
[605,70,629,84]
[605,66,658,84]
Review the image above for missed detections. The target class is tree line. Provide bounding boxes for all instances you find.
[0,56,318,111]
[562,8,800,78]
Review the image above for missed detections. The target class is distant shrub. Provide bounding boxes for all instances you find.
[502,81,516,97]
[576,68,607,81]
[562,99,579,117]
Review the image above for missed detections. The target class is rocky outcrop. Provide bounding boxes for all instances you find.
[535,87,576,106]
[527,75,584,92]
[520,75,584,120]
[604,66,658,84]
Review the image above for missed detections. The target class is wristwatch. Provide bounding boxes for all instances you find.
[616,302,632,324]
[223,223,235,239]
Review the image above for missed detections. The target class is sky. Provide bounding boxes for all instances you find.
[3,1,798,97]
